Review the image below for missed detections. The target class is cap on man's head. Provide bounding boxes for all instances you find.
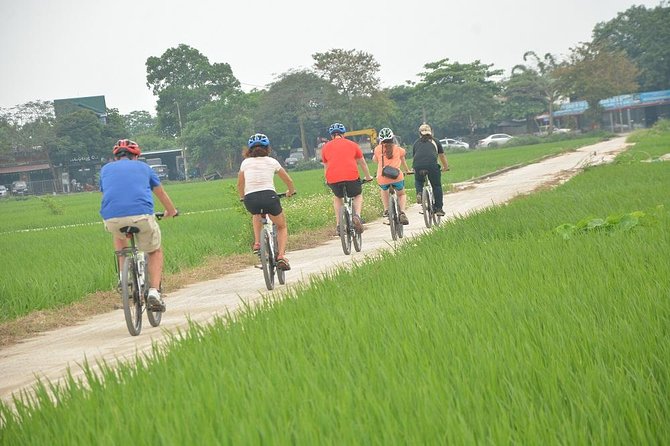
[419,124,432,136]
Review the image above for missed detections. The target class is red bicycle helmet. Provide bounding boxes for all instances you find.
[113,139,141,156]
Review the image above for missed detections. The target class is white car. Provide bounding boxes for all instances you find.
[478,133,513,148]
[0,185,7,198]
[439,138,470,149]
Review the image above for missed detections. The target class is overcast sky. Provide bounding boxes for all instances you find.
[0,0,662,115]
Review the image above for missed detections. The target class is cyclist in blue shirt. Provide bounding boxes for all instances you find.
[100,139,178,311]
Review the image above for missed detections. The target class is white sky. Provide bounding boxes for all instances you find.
[0,0,662,115]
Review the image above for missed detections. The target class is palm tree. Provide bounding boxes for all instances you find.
[512,51,562,133]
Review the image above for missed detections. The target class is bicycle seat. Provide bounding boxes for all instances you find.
[119,226,141,235]
[417,169,429,176]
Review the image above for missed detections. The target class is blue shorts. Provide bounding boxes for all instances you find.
[379,180,405,191]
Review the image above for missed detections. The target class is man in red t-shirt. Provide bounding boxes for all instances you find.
[321,122,373,233]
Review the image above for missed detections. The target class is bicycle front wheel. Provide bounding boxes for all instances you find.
[389,196,399,241]
[353,225,362,252]
[259,229,275,290]
[144,254,162,327]
[121,257,142,336]
[422,188,433,228]
[273,230,286,285]
[339,205,352,255]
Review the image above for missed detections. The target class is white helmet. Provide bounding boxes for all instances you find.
[378,127,394,142]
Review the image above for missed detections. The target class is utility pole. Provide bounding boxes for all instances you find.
[176,101,188,180]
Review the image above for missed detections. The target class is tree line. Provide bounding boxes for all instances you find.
[1,2,668,176]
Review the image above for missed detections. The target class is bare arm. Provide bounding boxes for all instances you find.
[357,157,373,181]
[277,168,296,196]
[153,185,178,217]
[400,155,411,173]
[438,153,449,171]
[237,171,245,199]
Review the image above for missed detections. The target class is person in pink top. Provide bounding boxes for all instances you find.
[372,128,411,225]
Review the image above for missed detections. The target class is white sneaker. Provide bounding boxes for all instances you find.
[147,288,166,312]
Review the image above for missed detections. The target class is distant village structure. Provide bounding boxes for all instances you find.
[1,89,669,196]
[0,95,185,195]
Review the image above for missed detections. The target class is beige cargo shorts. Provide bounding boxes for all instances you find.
[104,214,161,253]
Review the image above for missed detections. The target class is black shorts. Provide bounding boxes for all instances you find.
[328,180,362,198]
[243,190,283,216]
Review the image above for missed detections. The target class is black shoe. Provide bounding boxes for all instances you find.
[435,209,445,217]
[399,212,409,225]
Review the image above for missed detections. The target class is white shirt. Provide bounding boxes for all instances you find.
[239,156,282,195]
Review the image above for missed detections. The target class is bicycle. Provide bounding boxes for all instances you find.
[416,169,441,228]
[252,192,292,291]
[337,179,372,255]
[387,182,405,241]
[115,211,175,336]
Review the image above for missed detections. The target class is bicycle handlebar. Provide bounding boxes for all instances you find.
[155,210,179,220]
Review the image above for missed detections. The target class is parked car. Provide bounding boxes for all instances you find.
[478,133,513,148]
[0,185,7,198]
[284,151,305,168]
[439,138,470,149]
[11,180,28,195]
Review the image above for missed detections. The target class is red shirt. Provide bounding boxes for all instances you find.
[321,137,363,183]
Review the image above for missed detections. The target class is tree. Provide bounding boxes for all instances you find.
[146,44,241,136]
[182,94,257,173]
[417,59,503,139]
[556,42,639,126]
[54,110,105,160]
[592,2,670,91]
[509,51,563,132]
[312,49,381,98]
[122,110,157,137]
[256,69,340,155]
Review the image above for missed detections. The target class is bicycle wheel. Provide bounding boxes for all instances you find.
[353,222,362,252]
[144,254,162,327]
[389,195,399,241]
[339,205,352,255]
[259,228,275,290]
[396,200,404,239]
[121,256,142,336]
[273,228,286,285]
[422,188,433,228]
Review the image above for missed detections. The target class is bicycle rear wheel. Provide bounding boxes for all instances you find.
[339,206,352,255]
[422,188,433,228]
[121,257,142,336]
[259,228,275,290]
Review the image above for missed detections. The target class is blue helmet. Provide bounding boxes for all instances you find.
[328,122,346,135]
[248,133,270,148]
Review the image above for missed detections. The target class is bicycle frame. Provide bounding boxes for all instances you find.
[387,185,404,240]
[116,229,161,336]
[256,193,287,291]
[417,170,441,228]
[115,212,172,336]
[337,184,363,255]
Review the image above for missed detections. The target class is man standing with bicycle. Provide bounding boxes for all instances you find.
[321,122,373,233]
[99,139,178,312]
[411,124,449,217]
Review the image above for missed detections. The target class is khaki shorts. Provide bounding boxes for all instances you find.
[104,214,161,253]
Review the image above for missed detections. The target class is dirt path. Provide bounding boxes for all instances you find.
[0,137,631,407]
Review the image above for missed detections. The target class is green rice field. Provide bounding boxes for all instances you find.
[0,125,668,443]
[0,136,603,322]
